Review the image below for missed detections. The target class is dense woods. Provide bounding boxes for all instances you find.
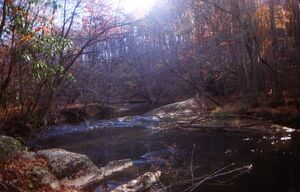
[0,1,300,192]
[0,0,299,135]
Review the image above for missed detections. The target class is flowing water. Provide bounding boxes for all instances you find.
[37,115,300,192]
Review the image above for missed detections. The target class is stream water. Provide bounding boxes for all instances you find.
[37,115,300,192]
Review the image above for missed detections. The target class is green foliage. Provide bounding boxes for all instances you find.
[2,0,73,83]
[31,35,73,57]
[0,0,76,120]
[25,35,74,82]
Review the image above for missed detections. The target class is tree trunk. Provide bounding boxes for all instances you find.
[269,0,283,102]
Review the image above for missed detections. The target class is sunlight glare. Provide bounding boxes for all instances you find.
[117,0,157,15]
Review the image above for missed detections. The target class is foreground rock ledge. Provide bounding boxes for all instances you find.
[0,136,160,191]
[36,149,134,188]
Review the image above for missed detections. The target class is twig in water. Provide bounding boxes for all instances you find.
[146,144,169,192]
[83,117,90,129]
[183,163,235,192]
[185,163,252,192]
[220,169,252,184]
[190,144,196,185]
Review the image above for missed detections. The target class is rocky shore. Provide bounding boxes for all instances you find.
[0,136,160,191]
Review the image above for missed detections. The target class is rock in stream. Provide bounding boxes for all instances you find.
[0,136,161,191]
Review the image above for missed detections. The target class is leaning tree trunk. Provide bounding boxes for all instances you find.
[269,0,283,103]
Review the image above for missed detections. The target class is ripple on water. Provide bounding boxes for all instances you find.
[43,115,160,138]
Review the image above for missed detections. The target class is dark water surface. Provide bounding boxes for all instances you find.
[38,115,300,192]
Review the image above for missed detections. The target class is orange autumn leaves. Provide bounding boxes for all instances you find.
[0,154,79,192]
[255,4,292,55]
[20,25,51,43]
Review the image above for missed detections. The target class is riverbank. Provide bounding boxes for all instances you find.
[148,97,300,132]
[1,95,299,140]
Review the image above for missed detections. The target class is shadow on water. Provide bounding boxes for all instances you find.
[37,115,300,192]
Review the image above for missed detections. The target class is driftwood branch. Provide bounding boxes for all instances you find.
[179,120,273,133]
[111,171,161,192]
[188,114,260,124]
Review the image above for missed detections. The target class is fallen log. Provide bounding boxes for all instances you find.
[180,121,274,133]
[111,171,161,192]
[82,159,134,189]
[187,114,260,124]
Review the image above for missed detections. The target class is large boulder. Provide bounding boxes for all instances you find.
[29,164,60,190]
[0,137,135,190]
[1,136,159,191]
[37,149,134,188]
[37,149,101,188]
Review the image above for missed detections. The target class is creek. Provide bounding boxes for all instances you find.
[37,114,300,192]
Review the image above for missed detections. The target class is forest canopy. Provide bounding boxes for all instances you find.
[0,0,299,133]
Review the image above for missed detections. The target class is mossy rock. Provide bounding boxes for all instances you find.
[0,135,26,162]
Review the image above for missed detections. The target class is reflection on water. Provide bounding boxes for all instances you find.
[38,116,300,192]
